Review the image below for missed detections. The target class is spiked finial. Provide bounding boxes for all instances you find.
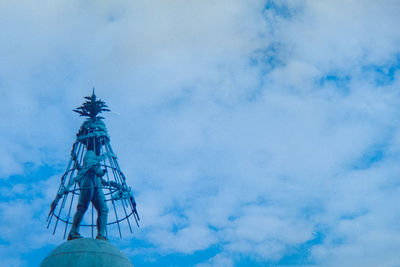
[73,88,110,119]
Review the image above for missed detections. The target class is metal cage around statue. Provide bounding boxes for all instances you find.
[47,90,139,240]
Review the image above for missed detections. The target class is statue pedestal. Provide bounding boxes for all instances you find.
[40,238,133,267]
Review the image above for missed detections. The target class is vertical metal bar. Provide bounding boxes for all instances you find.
[49,144,76,226]
[127,198,140,227]
[100,138,111,188]
[105,143,133,233]
[106,142,129,186]
[104,141,122,237]
[100,140,112,200]
[59,142,84,236]
[121,197,133,233]
[107,153,122,237]
[105,142,137,231]
[112,198,122,238]
[52,193,67,235]
[107,166,123,236]
[61,142,83,212]
[52,141,81,234]
[100,137,111,238]
[104,142,125,186]
[106,144,135,223]
[100,141,111,238]
[91,202,94,238]
[92,134,96,239]
[63,182,77,239]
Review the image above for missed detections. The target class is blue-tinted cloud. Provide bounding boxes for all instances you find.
[1,1,400,266]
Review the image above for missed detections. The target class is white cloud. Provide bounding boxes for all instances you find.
[1,0,400,266]
[196,253,234,267]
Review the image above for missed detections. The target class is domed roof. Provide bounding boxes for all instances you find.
[40,238,133,267]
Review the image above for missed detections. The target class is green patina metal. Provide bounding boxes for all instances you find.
[40,238,134,267]
[73,89,110,119]
[47,89,139,241]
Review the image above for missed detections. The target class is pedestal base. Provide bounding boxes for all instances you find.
[40,238,133,267]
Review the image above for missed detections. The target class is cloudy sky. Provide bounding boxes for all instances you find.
[1,0,400,266]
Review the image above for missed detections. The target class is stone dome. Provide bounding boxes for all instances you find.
[40,238,133,267]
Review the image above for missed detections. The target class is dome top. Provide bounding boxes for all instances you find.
[40,238,133,267]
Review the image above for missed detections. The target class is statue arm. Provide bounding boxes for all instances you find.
[62,173,81,193]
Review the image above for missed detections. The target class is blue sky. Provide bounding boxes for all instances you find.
[1,0,400,266]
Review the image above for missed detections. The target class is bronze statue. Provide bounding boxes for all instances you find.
[68,149,108,240]
[47,89,139,240]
